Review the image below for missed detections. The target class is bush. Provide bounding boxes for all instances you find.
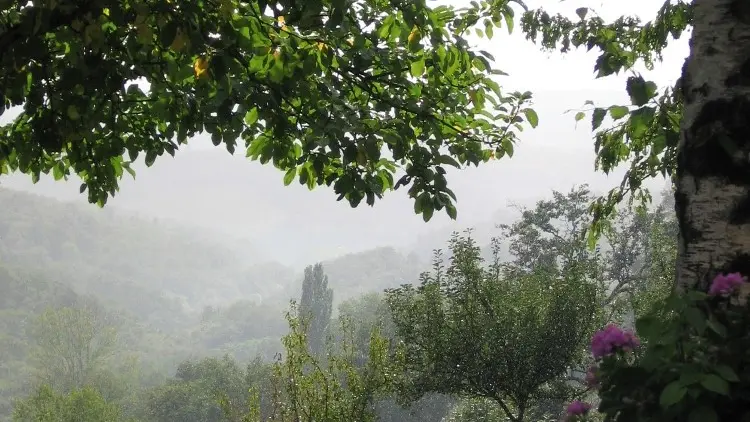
[567,273,750,422]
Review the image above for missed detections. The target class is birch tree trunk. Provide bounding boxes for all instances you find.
[675,0,750,292]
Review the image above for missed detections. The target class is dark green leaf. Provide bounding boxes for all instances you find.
[714,365,740,383]
[707,317,727,338]
[659,381,687,408]
[626,76,658,106]
[684,307,706,333]
[608,105,629,120]
[523,109,539,128]
[701,374,730,395]
[592,108,606,130]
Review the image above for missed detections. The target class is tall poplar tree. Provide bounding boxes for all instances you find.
[299,263,333,357]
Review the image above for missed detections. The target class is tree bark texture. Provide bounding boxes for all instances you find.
[676,0,750,292]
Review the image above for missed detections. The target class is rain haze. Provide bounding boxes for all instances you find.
[0,0,691,421]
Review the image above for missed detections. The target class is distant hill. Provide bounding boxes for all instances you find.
[320,247,425,303]
[0,187,437,315]
[0,188,293,326]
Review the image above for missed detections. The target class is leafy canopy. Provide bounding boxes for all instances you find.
[386,232,598,422]
[520,1,692,233]
[0,0,536,221]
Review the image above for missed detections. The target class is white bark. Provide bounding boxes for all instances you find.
[676,0,750,292]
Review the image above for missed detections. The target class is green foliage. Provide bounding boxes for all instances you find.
[28,305,118,394]
[629,193,677,320]
[386,232,598,422]
[0,0,537,220]
[255,303,393,422]
[12,385,124,422]
[520,1,691,234]
[443,397,506,422]
[596,284,750,421]
[335,293,455,422]
[596,188,677,324]
[499,185,601,279]
[195,300,287,354]
[144,355,271,422]
[0,188,253,330]
[299,263,333,357]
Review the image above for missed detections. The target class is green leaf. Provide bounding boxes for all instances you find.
[701,374,730,395]
[145,150,157,167]
[659,381,687,408]
[626,76,658,106]
[678,368,704,386]
[283,168,296,186]
[503,10,514,34]
[574,111,586,122]
[410,58,425,77]
[523,109,539,128]
[437,155,460,168]
[715,365,740,382]
[421,201,434,222]
[608,105,629,120]
[502,138,514,157]
[707,317,727,338]
[244,108,259,125]
[446,203,457,219]
[66,105,80,120]
[592,108,606,130]
[52,163,64,181]
[684,306,706,333]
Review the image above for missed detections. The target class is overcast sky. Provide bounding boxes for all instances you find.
[1,1,689,266]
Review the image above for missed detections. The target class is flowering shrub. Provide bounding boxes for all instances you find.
[590,324,640,359]
[565,272,750,421]
[564,400,592,421]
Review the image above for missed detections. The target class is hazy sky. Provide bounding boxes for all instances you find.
[1,1,688,266]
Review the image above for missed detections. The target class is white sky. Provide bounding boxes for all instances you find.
[1,1,690,265]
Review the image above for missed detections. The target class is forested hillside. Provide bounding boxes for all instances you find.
[0,187,439,420]
[0,188,281,323]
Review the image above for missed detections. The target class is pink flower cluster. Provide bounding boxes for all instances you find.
[708,272,747,296]
[565,400,592,420]
[590,324,640,360]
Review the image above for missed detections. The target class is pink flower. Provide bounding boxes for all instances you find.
[590,324,640,359]
[708,272,747,296]
[566,400,592,417]
[585,365,599,388]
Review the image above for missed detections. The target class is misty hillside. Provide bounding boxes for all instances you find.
[0,264,191,415]
[0,187,439,313]
[0,188,291,326]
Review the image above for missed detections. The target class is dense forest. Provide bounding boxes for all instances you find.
[0,183,677,421]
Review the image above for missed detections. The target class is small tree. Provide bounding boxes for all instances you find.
[28,305,117,393]
[386,232,598,422]
[237,302,392,422]
[12,385,123,422]
[299,263,333,357]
